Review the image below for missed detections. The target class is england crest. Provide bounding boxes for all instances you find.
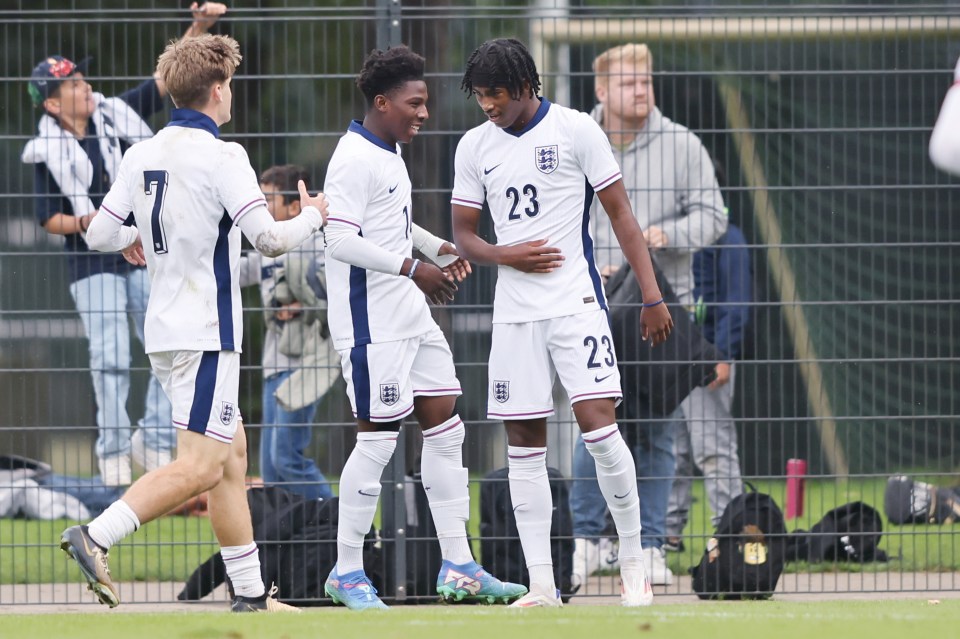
[535,145,559,174]
[219,401,236,426]
[380,383,400,406]
[493,380,510,404]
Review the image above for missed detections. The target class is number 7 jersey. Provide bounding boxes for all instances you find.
[451,98,623,324]
[99,114,265,353]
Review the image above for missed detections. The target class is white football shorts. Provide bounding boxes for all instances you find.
[149,350,241,444]
[487,309,622,419]
[339,325,462,423]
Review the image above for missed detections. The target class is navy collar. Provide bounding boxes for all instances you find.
[167,108,220,138]
[348,120,397,154]
[503,97,551,138]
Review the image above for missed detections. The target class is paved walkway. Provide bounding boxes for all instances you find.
[1,572,957,613]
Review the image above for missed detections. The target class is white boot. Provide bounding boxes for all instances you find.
[130,429,173,472]
[641,547,674,586]
[98,454,132,487]
[620,558,654,607]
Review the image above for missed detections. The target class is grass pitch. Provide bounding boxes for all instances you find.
[5,600,958,639]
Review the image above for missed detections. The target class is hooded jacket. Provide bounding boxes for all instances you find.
[590,105,727,306]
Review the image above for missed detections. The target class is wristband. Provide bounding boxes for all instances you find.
[642,298,664,308]
[407,259,421,279]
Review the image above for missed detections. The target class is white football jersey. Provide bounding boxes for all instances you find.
[99,112,265,353]
[451,99,622,323]
[324,121,434,350]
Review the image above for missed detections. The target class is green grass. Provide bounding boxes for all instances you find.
[2,477,958,585]
[6,601,960,639]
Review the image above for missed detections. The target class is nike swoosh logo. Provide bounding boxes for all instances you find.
[483,163,503,175]
[614,489,632,499]
[594,373,614,383]
[388,183,399,193]
[81,535,100,557]
[358,489,380,497]
[513,503,526,512]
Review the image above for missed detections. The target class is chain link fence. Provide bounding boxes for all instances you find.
[1,1,958,606]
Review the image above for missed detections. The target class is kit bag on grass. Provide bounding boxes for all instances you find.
[785,501,886,563]
[690,489,787,600]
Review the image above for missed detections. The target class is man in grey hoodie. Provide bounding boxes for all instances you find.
[570,43,727,587]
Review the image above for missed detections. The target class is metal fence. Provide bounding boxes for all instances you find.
[1,1,958,606]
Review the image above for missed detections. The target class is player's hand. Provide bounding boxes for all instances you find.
[436,242,472,282]
[499,239,564,273]
[189,2,227,33]
[412,261,458,305]
[643,225,668,249]
[708,362,732,390]
[121,235,146,267]
[640,303,673,346]
[297,180,328,228]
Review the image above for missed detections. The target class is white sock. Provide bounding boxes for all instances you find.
[221,542,265,598]
[87,499,140,550]
[337,430,398,574]
[421,415,473,565]
[582,424,643,561]
[507,446,555,593]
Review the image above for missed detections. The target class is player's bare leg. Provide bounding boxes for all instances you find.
[414,395,527,604]
[208,422,298,612]
[503,418,561,607]
[573,399,652,606]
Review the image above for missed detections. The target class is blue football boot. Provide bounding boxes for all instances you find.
[324,566,389,610]
[436,559,528,604]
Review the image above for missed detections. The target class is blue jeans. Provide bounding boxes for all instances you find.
[260,370,333,500]
[35,473,124,516]
[569,408,678,549]
[69,269,174,459]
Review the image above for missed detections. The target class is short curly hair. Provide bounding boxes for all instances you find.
[460,38,541,100]
[356,45,425,105]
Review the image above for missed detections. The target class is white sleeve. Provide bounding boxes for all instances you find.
[574,112,623,191]
[88,161,140,252]
[451,133,485,210]
[323,148,371,229]
[929,68,960,176]
[412,223,446,262]
[323,220,405,275]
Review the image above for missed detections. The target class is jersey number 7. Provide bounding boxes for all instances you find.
[144,170,169,255]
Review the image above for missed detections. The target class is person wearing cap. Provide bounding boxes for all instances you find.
[21,2,227,487]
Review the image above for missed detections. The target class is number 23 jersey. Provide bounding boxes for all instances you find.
[451,98,623,324]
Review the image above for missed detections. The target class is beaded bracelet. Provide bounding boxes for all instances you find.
[407,259,421,279]
[642,298,664,308]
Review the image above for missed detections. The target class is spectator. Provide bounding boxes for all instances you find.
[570,43,727,586]
[62,31,324,612]
[237,164,337,501]
[665,220,750,549]
[20,2,227,486]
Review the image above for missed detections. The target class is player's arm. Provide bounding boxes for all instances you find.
[154,3,228,98]
[930,59,960,175]
[235,181,325,258]
[324,220,457,305]
[411,223,471,282]
[597,179,673,345]
[451,204,564,273]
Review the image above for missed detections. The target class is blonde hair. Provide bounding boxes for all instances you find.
[593,43,653,87]
[156,34,242,109]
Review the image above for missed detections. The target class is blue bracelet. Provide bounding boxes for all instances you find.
[642,298,664,308]
[407,259,421,279]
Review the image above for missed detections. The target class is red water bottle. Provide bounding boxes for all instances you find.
[785,458,807,519]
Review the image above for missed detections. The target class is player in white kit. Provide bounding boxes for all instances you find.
[60,35,325,612]
[451,39,674,607]
[321,45,526,610]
